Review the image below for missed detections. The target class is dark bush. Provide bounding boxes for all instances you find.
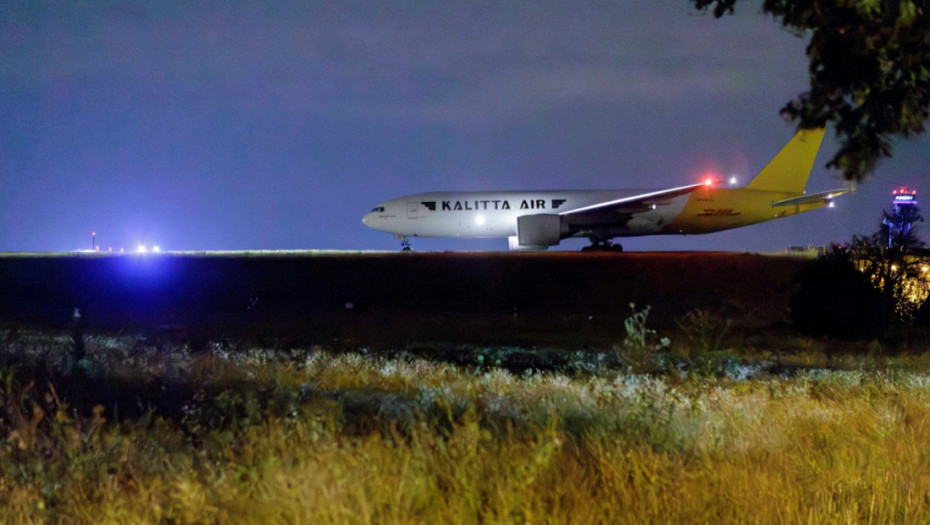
[790,255,883,340]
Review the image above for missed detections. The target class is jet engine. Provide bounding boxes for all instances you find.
[510,214,566,251]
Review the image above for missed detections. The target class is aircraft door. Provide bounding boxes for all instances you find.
[407,202,419,219]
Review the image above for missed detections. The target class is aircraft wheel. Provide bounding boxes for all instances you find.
[582,242,620,252]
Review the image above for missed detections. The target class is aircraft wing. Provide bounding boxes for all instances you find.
[559,182,711,217]
[771,188,854,207]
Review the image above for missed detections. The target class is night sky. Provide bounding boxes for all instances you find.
[2,1,927,253]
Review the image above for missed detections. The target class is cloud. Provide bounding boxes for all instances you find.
[2,1,806,125]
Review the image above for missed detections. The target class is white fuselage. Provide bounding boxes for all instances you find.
[362,190,690,239]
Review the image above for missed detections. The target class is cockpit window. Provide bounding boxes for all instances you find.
[370,206,386,213]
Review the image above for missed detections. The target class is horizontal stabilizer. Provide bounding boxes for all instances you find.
[771,188,854,207]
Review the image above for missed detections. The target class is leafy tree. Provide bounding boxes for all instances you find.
[845,231,928,329]
[692,0,930,182]
[792,201,928,338]
[859,200,927,322]
[842,202,927,332]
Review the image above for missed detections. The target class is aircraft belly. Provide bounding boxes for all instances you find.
[396,214,515,238]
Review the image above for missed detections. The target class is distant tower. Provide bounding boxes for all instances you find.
[884,187,919,248]
[893,187,918,209]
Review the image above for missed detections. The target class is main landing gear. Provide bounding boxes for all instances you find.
[581,240,624,252]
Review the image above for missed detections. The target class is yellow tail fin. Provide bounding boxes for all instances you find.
[745,127,825,193]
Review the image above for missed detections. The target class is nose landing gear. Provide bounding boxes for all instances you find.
[395,235,413,252]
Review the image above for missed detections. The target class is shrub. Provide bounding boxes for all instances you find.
[676,308,731,359]
[791,250,883,340]
[616,304,670,372]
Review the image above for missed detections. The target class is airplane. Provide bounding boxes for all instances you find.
[362,127,853,251]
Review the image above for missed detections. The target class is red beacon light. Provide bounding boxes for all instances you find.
[892,187,918,206]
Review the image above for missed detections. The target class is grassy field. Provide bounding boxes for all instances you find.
[2,330,930,524]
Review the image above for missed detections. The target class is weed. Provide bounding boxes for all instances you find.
[616,304,670,371]
[676,308,731,359]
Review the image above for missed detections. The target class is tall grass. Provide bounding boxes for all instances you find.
[2,332,930,523]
